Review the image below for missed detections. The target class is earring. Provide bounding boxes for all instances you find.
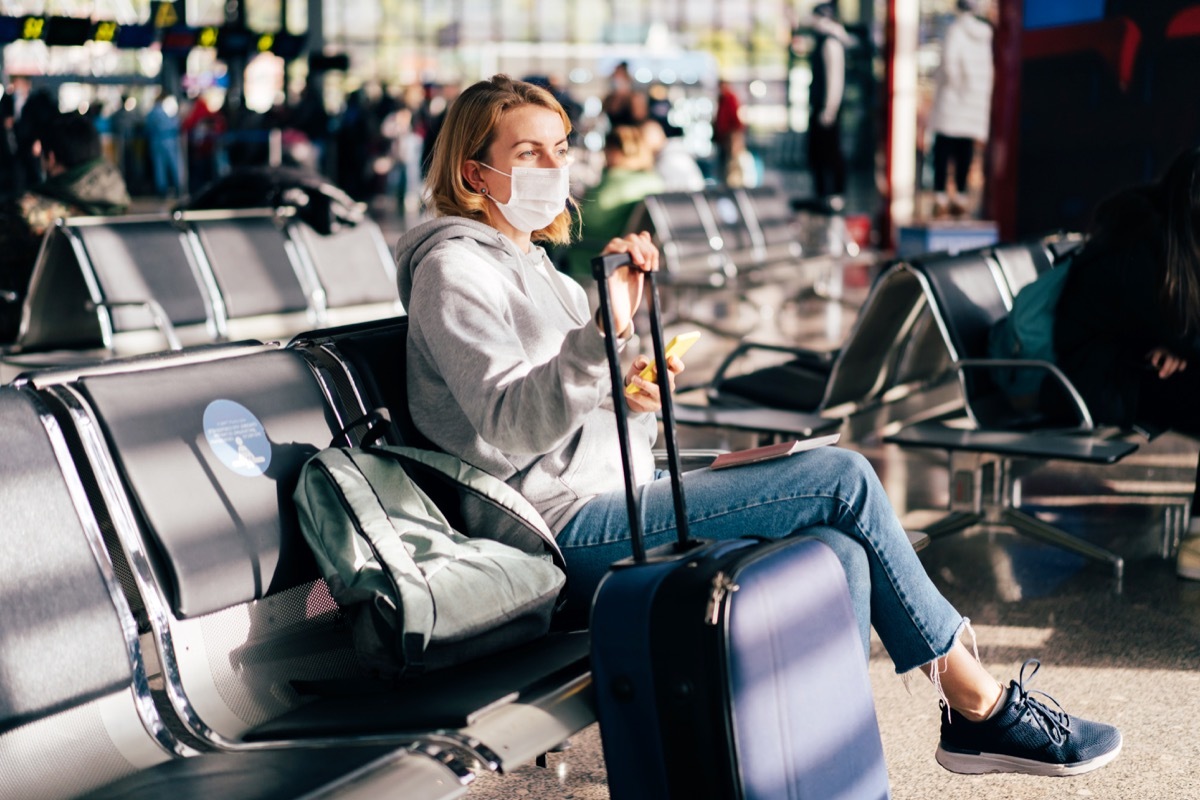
[480,186,488,195]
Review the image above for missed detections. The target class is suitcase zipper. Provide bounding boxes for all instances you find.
[705,571,740,626]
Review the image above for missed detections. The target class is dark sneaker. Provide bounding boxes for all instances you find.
[936,659,1123,776]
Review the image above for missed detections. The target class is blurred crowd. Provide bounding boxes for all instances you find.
[0,68,741,213]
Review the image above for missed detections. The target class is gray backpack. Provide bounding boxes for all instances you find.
[295,441,567,677]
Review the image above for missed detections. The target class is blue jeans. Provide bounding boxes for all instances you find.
[557,446,964,673]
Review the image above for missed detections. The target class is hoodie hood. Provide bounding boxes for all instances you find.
[395,216,520,309]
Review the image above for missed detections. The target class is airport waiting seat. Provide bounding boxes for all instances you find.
[674,260,959,444]
[882,248,1144,581]
[286,217,403,327]
[0,384,465,800]
[15,215,213,355]
[181,208,321,343]
[989,232,1083,297]
[1,214,218,383]
[625,191,752,335]
[287,316,433,450]
[27,341,593,778]
[631,190,733,289]
[0,386,184,798]
[737,185,806,267]
[700,186,820,294]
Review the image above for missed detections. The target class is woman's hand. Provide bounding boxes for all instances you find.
[1147,346,1188,379]
[623,354,685,413]
[601,232,659,336]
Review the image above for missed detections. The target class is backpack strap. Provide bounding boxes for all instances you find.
[331,407,393,448]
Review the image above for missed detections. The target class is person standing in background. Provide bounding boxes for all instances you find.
[182,94,227,195]
[712,79,746,187]
[602,62,649,129]
[928,0,994,218]
[144,92,184,198]
[802,2,853,208]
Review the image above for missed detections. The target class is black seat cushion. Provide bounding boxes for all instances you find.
[248,630,589,737]
[714,360,829,412]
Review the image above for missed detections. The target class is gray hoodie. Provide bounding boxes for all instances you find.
[395,216,658,533]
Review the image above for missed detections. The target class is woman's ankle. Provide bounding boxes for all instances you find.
[952,684,1007,722]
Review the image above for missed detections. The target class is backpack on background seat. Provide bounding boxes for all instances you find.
[987,256,1074,409]
[294,413,567,677]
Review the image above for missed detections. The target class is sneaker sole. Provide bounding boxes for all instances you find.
[935,736,1123,777]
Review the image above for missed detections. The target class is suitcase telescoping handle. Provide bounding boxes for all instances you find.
[592,253,691,563]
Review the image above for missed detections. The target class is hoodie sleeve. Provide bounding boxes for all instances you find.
[410,241,649,457]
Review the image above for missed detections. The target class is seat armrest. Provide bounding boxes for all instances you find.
[955,357,1094,430]
[692,340,837,395]
[87,298,183,351]
[654,448,727,472]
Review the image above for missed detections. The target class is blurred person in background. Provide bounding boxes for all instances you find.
[0,112,130,342]
[144,91,184,198]
[292,82,331,175]
[182,93,228,194]
[928,0,994,218]
[803,2,853,208]
[602,62,649,129]
[7,79,59,195]
[334,88,380,201]
[566,124,664,279]
[712,79,746,186]
[640,118,705,192]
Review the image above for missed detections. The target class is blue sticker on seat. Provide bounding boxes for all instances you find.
[203,399,272,477]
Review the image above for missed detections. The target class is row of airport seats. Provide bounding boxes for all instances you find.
[0,317,594,799]
[674,228,1187,585]
[624,185,862,336]
[0,207,402,383]
[882,238,1190,585]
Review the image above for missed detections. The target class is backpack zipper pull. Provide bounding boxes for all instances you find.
[705,571,739,626]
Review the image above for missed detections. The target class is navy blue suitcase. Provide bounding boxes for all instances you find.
[588,254,890,800]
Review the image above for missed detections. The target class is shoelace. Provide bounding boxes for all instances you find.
[1011,658,1073,746]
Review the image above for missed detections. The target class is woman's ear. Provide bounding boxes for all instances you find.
[462,160,484,193]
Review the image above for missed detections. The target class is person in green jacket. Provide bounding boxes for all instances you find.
[566,125,664,278]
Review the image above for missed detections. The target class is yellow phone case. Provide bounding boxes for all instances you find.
[626,331,702,396]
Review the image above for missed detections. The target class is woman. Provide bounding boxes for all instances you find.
[1054,147,1200,580]
[394,75,1122,776]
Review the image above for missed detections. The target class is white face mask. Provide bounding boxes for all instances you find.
[479,162,570,233]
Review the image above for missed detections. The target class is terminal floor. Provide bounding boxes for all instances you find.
[137,196,1199,799]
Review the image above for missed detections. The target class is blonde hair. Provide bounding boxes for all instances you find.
[605,125,655,171]
[425,75,577,246]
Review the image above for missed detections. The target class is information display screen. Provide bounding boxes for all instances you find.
[43,16,93,46]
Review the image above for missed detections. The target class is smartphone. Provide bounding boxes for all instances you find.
[626,331,702,396]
